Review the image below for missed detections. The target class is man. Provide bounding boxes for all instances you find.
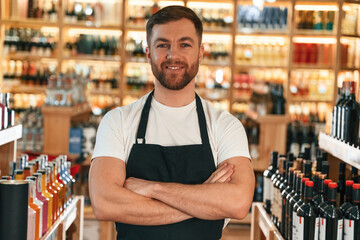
[89,5,254,240]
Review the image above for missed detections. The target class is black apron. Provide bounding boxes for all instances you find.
[115,91,224,240]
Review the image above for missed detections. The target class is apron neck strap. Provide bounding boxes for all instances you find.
[135,90,210,145]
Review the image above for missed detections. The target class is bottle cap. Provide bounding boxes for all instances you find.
[302,178,310,183]
[306,181,314,187]
[329,182,337,189]
[346,180,354,186]
[287,152,294,162]
[353,184,360,190]
[324,179,332,185]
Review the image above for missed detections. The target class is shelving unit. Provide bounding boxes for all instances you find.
[41,196,84,240]
[41,103,92,156]
[0,125,22,176]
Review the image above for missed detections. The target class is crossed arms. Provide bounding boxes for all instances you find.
[89,156,254,225]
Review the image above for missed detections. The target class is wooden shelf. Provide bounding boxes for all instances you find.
[291,64,334,70]
[294,30,337,37]
[63,55,121,62]
[236,31,289,36]
[3,54,58,61]
[6,85,47,94]
[318,132,360,169]
[2,18,59,27]
[0,125,22,146]
[235,64,288,69]
[288,97,333,103]
[251,202,284,240]
[41,196,84,240]
[63,22,122,30]
[341,34,360,39]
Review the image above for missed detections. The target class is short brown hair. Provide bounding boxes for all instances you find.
[146,6,203,47]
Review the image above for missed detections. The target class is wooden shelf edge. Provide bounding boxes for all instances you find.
[0,125,22,146]
[245,110,290,124]
[41,196,84,240]
[318,132,360,169]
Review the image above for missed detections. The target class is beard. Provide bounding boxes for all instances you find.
[151,59,199,90]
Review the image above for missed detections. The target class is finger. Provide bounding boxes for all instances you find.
[215,168,234,183]
[210,164,234,183]
[204,163,227,183]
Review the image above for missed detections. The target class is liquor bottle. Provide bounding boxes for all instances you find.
[341,180,355,215]
[65,161,75,203]
[289,172,304,240]
[286,170,301,240]
[14,169,24,180]
[55,157,68,209]
[337,82,350,140]
[319,182,343,240]
[283,166,295,239]
[0,93,9,129]
[37,170,53,228]
[351,167,360,183]
[281,161,294,235]
[50,162,64,214]
[340,81,360,145]
[293,177,311,238]
[45,167,59,220]
[331,87,345,138]
[338,162,346,206]
[25,178,41,240]
[344,183,360,240]
[26,177,44,238]
[295,181,318,240]
[32,173,48,235]
[263,151,278,213]
[23,166,31,180]
[273,155,287,229]
[28,205,36,240]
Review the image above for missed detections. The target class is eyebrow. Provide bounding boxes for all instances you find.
[154,37,195,45]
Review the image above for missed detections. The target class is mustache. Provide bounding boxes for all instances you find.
[161,60,188,68]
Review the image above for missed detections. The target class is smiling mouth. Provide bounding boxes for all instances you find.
[165,66,184,70]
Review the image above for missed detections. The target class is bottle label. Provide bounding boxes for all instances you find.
[337,219,343,240]
[319,217,326,240]
[31,182,36,198]
[37,176,42,193]
[293,211,298,240]
[341,108,345,139]
[263,177,271,202]
[314,217,320,240]
[297,215,304,240]
[344,219,354,240]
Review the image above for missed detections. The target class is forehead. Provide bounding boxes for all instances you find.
[150,18,199,44]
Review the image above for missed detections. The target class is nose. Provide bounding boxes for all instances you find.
[166,45,180,60]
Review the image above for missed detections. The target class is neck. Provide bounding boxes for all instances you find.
[153,80,196,107]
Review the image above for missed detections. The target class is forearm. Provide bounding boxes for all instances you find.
[150,182,249,220]
[92,187,192,225]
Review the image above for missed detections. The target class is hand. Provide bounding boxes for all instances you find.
[204,162,234,184]
[124,177,154,198]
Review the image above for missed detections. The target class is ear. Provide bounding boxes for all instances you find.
[198,44,204,64]
[146,47,151,64]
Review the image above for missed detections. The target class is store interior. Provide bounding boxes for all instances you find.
[0,0,359,239]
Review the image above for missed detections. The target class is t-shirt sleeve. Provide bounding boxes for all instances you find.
[216,113,251,164]
[92,109,126,162]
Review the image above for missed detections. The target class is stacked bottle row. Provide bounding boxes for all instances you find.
[0,154,75,240]
[295,10,335,31]
[0,93,16,130]
[9,0,58,21]
[64,35,120,57]
[64,1,121,26]
[45,72,87,106]
[3,28,57,57]
[263,149,360,240]
[330,80,359,146]
[237,6,288,31]
[3,60,57,86]
[293,42,334,66]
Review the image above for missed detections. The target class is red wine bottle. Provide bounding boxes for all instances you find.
[263,151,278,214]
[283,166,295,239]
[295,181,318,239]
[286,170,301,240]
[289,172,304,240]
[281,161,294,235]
[341,180,355,215]
[344,183,360,240]
[319,182,343,240]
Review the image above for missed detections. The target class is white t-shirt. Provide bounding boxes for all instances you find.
[92,93,251,165]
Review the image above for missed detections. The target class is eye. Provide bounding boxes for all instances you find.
[157,44,168,48]
[181,43,191,47]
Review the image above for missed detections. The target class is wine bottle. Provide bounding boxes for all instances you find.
[319,182,343,240]
[344,183,360,240]
[340,81,359,145]
[331,87,345,137]
[293,177,311,239]
[338,162,346,206]
[290,172,304,240]
[341,180,355,215]
[351,167,360,183]
[283,166,295,238]
[295,181,318,239]
[286,170,301,240]
[263,151,278,214]
[274,155,287,229]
